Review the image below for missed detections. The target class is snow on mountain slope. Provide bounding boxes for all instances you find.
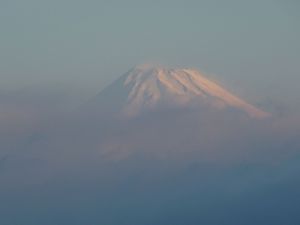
[91,65,270,119]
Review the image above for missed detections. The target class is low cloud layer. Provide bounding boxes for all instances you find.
[0,87,300,225]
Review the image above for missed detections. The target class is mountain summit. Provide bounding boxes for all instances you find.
[91,65,270,119]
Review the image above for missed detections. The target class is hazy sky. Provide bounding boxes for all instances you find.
[1,2,300,224]
[1,0,299,105]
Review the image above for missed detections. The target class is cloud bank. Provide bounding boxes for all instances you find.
[0,86,300,225]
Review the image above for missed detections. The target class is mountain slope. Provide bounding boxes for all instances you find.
[90,65,270,119]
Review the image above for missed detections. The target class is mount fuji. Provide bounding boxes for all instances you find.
[89,64,270,119]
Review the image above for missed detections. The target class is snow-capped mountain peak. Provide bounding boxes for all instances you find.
[91,65,270,119]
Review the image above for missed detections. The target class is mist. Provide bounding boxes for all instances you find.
[0,85,300,225]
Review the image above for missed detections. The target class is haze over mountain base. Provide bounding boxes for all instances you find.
[0,65,299,225]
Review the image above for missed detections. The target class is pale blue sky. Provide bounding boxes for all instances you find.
[0,0,299,105]
[1,2,300,224]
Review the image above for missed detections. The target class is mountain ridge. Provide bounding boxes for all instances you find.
[90,65,270,119]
